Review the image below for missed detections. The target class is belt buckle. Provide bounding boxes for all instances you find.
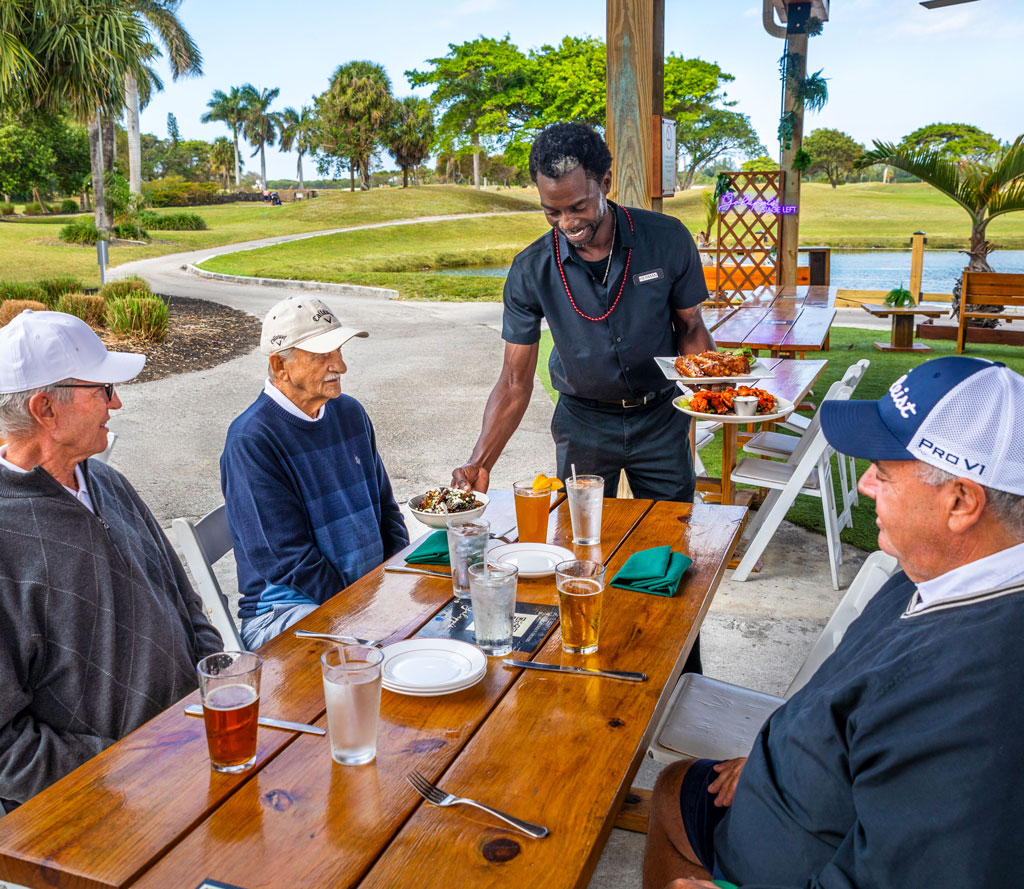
[621,394,648,409]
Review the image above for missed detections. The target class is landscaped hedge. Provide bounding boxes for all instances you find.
[0,281,47,303]
[60,199,80,213]
[112,222,148,241]
[23,202,58,215]
[105,295,168,341]
[60,219,101,244]
[38,275,84,303]
[0,203,14,217]
[98,277,152,300]
[55,293,106,327]
[0,299,48,326]
[140,210,208,230]
[147,181,220,207]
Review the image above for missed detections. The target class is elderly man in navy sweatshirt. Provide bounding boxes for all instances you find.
[221,296,408,649]
[644,356,1024,889]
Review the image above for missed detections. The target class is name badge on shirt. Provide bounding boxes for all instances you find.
[633,268,665,286]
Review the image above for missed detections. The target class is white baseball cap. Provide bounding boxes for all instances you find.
[0,310,145,394]
[260,296,368,355]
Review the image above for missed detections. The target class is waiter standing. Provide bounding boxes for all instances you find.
[452,123,715,671]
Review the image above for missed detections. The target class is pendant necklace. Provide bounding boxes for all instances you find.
[554,205,634,322]
[599,213,618,285]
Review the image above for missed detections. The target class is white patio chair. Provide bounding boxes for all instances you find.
[648,550,900,763]
[730,381,855,590]
[172,504,244,650]
[691,420,720,483]
[93,431,118,465]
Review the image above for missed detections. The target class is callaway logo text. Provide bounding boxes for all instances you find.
[312,308,334,324]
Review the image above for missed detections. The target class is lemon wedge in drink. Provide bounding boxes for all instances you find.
[532,473,564,493]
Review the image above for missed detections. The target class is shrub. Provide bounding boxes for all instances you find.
[60,220,101,245]
[105,295,168,342]
[23,202,57,216]
[140,210,208,231]
[0,281,47,303]
[0,299,49,326]
[54,293,106,327]
[145,177,222,207]
[98,277,152,301]
[37,275,84,304]
[112,222,148,241]
[0,203,14,217]
[60,199,80,213]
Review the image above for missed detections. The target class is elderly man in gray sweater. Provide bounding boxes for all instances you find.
[0,310,222,813]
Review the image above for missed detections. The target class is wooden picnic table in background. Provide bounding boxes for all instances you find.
[0,493,745,889]
[860,301,948,352]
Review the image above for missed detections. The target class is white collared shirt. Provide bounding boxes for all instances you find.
[912,541,1024,612]
[0,446,95,514]
[263,378,324,422]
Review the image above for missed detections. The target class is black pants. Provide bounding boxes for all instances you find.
[551,390,702,674]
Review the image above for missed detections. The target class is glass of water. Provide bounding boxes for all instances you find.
[566,474,604,545]
[446,518,490,600]
[320,645,384,766]
[468,561,518,656]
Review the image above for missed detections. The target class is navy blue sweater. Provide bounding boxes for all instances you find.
[221,392,408,620]
[716,573,1024,888]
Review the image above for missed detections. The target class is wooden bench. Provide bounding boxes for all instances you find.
[957,271,1024,354]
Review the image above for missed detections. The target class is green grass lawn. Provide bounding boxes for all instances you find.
[537,327,1024,552]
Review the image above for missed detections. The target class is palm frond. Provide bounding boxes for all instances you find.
[989,135,1024,189]
[133,0,202,79]
[856,140,980,213]
[986,177,1024,220]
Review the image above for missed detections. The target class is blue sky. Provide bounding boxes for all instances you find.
[139,0,1024,181]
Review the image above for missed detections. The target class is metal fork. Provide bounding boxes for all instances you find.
[294,630,381,647]
[406,770,549,839]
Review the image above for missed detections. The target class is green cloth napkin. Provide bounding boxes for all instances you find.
[713,881,738,889]
[405,530,451,566]
[610,545,692,597]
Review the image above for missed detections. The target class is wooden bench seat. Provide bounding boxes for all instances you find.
[957,271,1024,353]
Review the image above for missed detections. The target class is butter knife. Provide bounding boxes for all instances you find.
[384,565,452,579]
[184,704,325,736]
[502,659,647,682]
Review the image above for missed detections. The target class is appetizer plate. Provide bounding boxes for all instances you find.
[673,394,796,424]
[408,491,489,528]
[380,639,487,695]
[655,355,775,385]
[487,543,576,579]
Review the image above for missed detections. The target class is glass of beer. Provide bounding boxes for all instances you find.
[197,651,262,773]
[321,645,384,766]
[555,560,606,655]
[513,478,551,543]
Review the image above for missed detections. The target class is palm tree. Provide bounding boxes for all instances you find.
[210,136,234,190]
[124,0,202,195]
[202,86,246,189]
[278,105,315,190]
[240,84,280,191]
[857,137,1024,321]
[385,97,435,188]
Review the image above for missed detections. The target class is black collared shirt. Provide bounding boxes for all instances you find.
[502,202,708,400]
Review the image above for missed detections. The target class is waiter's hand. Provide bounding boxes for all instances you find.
[452,463,489,493]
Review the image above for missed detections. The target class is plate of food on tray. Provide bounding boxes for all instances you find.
[673,386,795,423]
[408,486,489,528]
[655,348,774,385]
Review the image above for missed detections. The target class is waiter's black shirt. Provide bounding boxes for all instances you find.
[501,202,708,400]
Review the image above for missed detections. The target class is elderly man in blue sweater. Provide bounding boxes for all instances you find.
[644,356,1024,889]
[221,296,409,649]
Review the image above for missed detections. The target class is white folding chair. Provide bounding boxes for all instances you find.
[172,504,244,650]
[691,420,721,483]
[93,431,118,464]
[648,550,900,762]
[730,381,854,590]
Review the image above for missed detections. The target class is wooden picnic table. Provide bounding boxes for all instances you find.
[703,285,837,358]
[687,357,829,506]
[0,492,745,889]
[860,301,948,352]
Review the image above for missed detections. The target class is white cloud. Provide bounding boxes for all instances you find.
[743,6,761,19]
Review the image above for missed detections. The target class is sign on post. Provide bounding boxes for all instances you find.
[650,116,677,199]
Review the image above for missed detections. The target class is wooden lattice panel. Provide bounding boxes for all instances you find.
[714,171,786,305]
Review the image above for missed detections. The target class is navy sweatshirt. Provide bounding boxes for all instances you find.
[715,572,1024,888]
[220,392,409,620]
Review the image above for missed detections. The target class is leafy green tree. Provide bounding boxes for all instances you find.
[407,35,531,188]
[898,123,1001,163]
[278,105,316,190]
[240,84,280,190]
[167,112,181,143]
[384,97,435,187]
[313,61,393,191]
[0,119,56,202]
[676,108,764,190]
[741,155,779,172]
[202,87,247,188]
[664,55,733,120]
[803,128,864,188]
[210,136,234,190]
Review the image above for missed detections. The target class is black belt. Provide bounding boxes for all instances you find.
[564,388,675,411]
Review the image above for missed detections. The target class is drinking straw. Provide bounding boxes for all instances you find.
[571,463,578,485]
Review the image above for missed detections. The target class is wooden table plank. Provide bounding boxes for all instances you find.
[700,305,739,331]
[354,501,746,889]
[709,306,770,346]
[122,499,653,889]
[780,307,836,353]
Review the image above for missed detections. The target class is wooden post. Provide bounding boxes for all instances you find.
[607,0,663,211]
[909,231,926,303]
[778,32,807,287]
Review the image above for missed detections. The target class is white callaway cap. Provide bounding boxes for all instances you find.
[260,296,368,355]
[0,310,145,394]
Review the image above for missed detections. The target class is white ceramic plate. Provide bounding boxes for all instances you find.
[655,355,775,385]
[673,394,796,424]
[487,543,576,579]
[407,491,490,529]
[380,639,487,692]
[383,674,485,697]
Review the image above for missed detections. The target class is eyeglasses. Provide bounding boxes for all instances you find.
[53,383,116,401]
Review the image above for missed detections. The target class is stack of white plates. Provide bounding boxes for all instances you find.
[380,639,487,697]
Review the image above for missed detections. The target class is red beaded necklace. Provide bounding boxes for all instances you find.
[554,204,634,322]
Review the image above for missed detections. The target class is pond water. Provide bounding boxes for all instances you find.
[439,249,1024,294]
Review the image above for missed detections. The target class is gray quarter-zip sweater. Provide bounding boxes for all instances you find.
[0,458,222,811]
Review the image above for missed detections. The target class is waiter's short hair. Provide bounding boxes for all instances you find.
[529,123,612,183]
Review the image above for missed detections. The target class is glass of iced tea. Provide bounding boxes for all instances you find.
[197,651,262,773]
[321,645,384,766]
[513,476,554,543]
[555,560,606,655]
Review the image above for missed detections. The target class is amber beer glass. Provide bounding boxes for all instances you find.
[555,560,606,654]
[197,651,262,773]
[513,478,550,543]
